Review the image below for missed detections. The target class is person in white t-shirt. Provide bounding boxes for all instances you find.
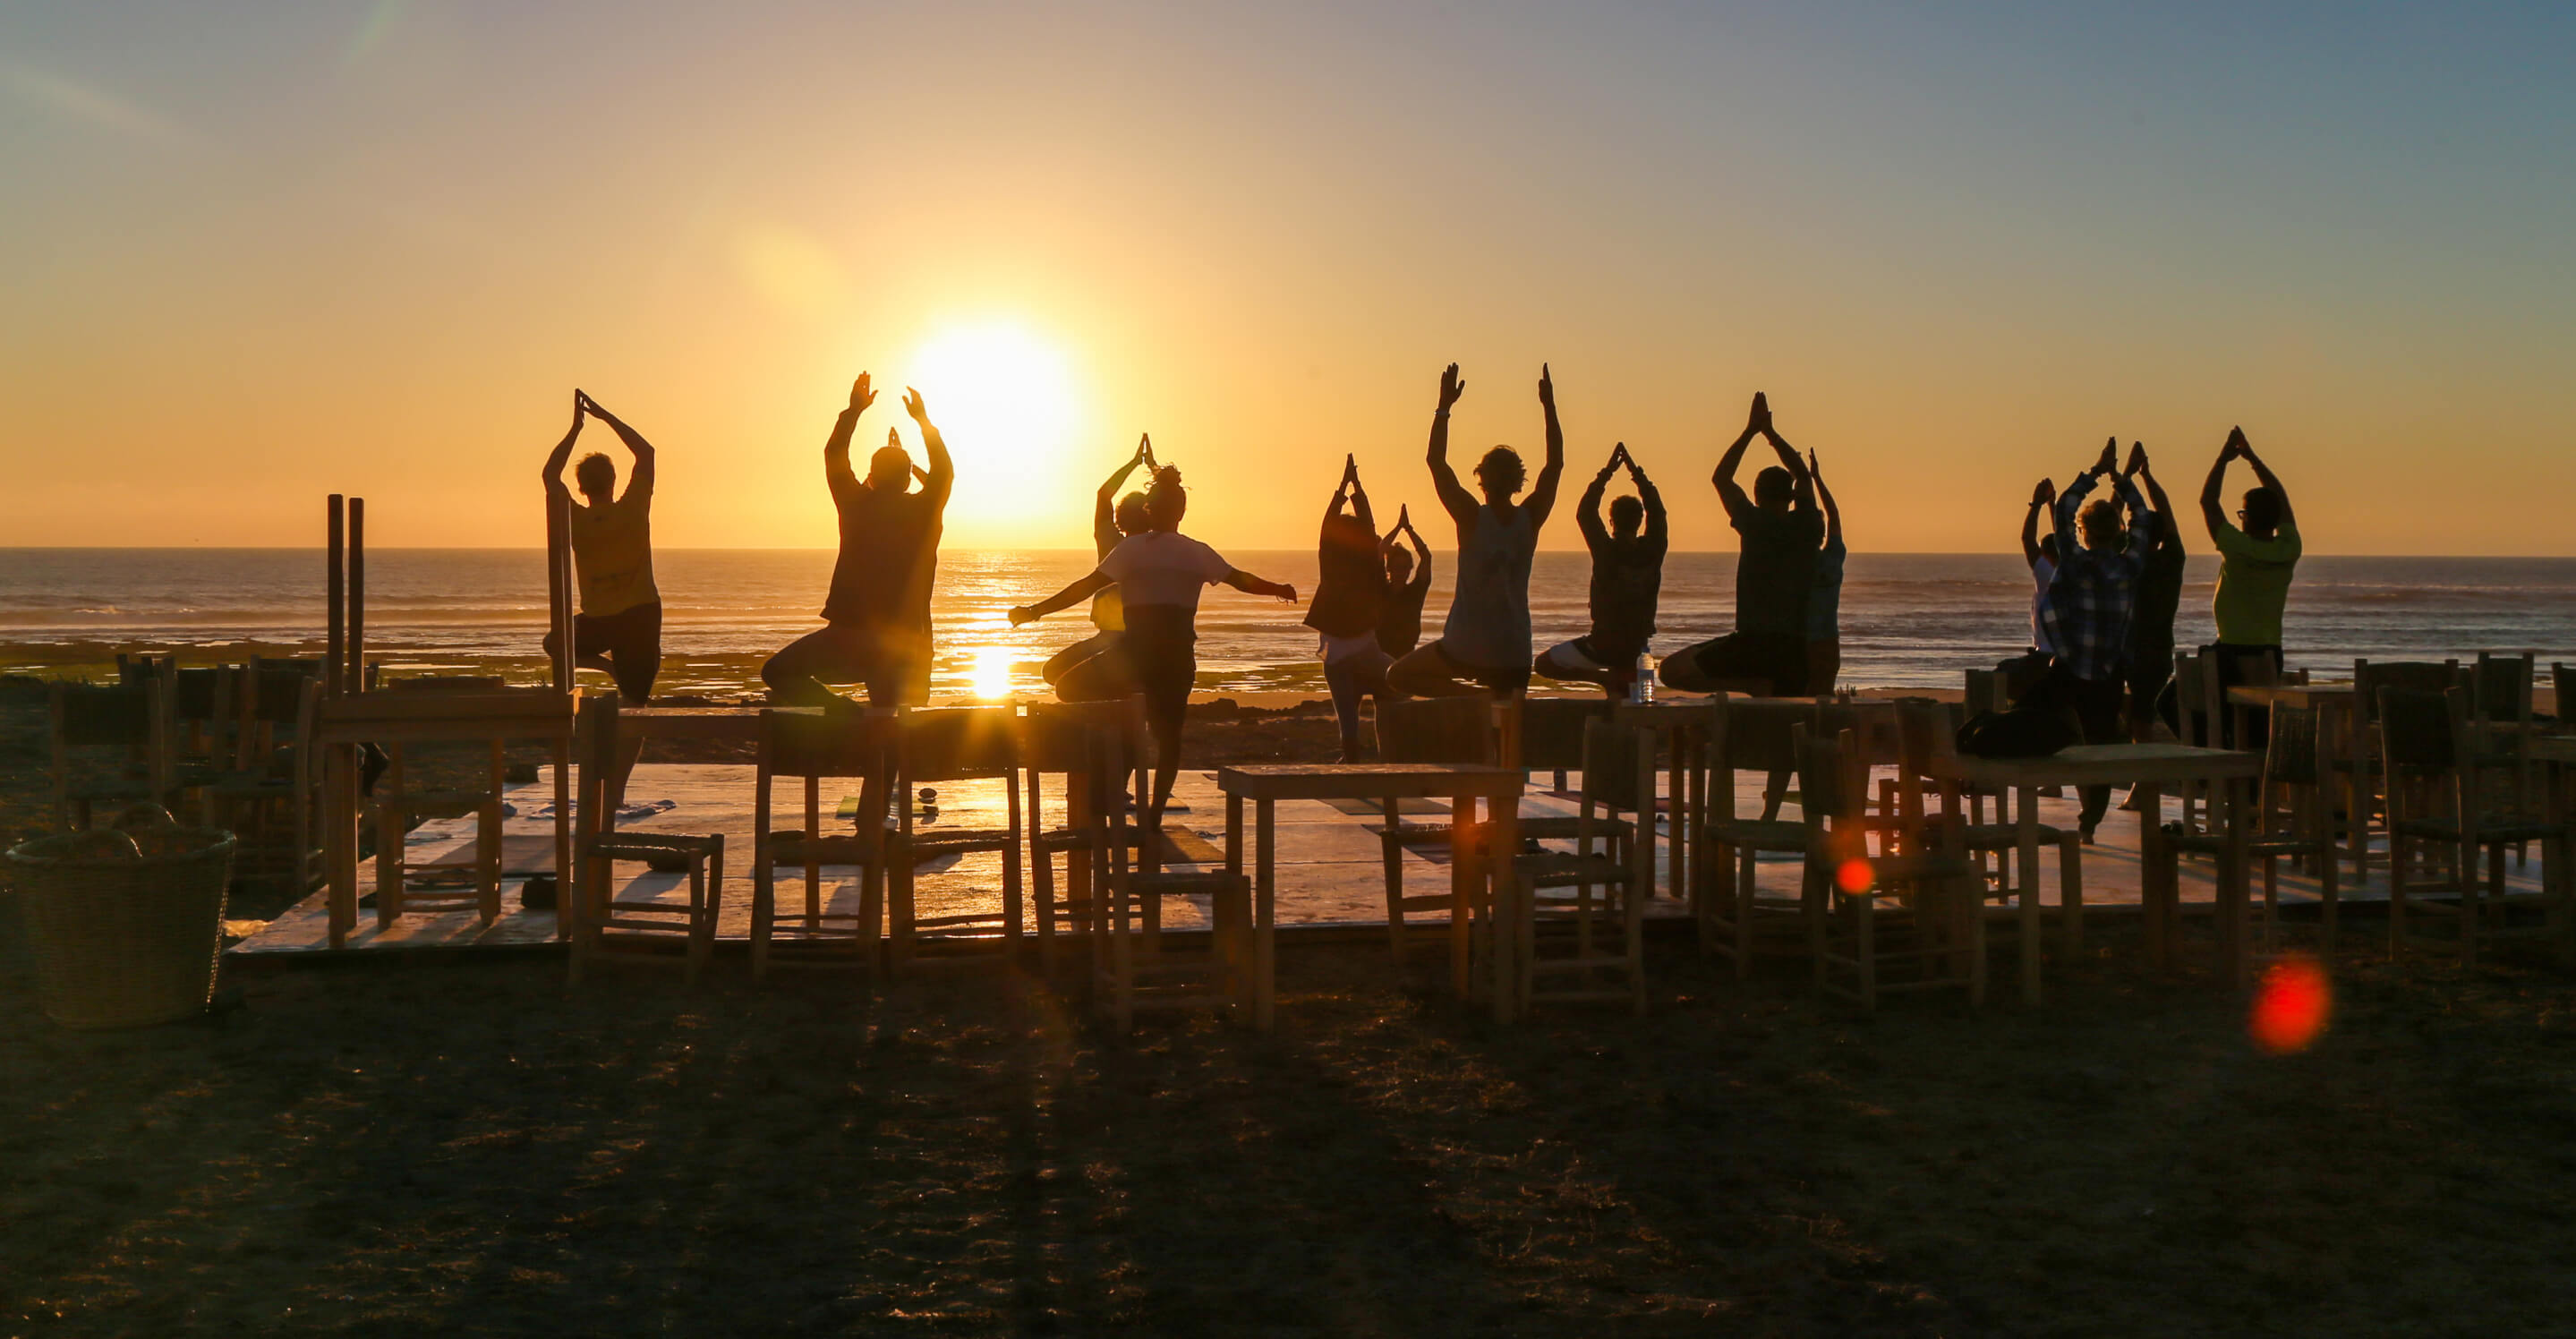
[1011,466,1297,830]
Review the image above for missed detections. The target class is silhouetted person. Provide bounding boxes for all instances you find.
[2120,442,2185,740]
[1044,435,1156,689]
[1659,392,1821,695]
[1996,477,2063,699]
[1535,442,1665,699]
[1307,455,1395,760]
[1805,448,1847,695]
[762,374,952,707]
[2200,425,2300,677]
[1012,465,1296,831]
[1375,507,1434,660]
[542,389,662,704]
[1388,362,1566,698]
[2028,439,2154,840]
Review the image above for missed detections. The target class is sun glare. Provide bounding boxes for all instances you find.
[902,320,1082,529]
[968,645,1016,700]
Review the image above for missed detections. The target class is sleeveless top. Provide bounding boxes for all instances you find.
[566,490,658,617]
[1440,503,1537,669]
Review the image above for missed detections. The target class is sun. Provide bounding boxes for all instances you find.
[901,320,1082,528]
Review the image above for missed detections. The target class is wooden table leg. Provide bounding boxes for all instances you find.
[1254,797,1275,1031]
[1491,785,1523,1024]
[552,740,574,942]
[1225,792,1246,1013]
[1449,791,1475,1002]
[2138,781,2170,971]
[325,742,353,949]
[2220,775,2251,987]
[2017,783,2042,1005]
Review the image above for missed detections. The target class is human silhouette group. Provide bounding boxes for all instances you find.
[543,364,2302,836]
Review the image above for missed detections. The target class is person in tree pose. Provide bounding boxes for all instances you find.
[1387,362,1566,698]
[1305,455,1395,761]
[1534,442,1667,699]
[1659,392,1822,695]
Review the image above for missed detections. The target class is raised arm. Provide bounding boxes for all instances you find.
[902,387,954,507]
[581,392,656,504]
[2127,442,2179,550]
[1712,392,1768,517]
[2110,466,2154,576]
[1426,363,1476,524]
[1763,419,1815,516]
[1223,568,1299,602]
[1576,448,1614,549]
[2022,478,2055,567]
[1521,363,1568,525]
[2237,430,2295,530]
[2199,429,2236,539]
[1808,448,1840,550]
[825,374,874,502]
[541,390,584,500]
[1632,454,1668,551]
[1010,570,1115,625]
[1393,510,1433,596]
[1097,435,1150,551]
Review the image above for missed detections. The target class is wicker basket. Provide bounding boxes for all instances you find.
[5,806,236,1029]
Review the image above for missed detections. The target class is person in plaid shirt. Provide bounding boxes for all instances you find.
[2033,438,2157,839]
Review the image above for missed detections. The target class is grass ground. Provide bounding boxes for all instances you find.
[6,693,2576,1335]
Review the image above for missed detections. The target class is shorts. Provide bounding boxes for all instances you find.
[548,601,662,701]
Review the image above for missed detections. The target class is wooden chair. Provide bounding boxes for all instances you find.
[1796,724,1983,1011]
[2382,687,2571,968]
[1701,694,1819,976]
[205,673,324,891]
[2349,660,2466,883]
[886,705,1026,970]
[48,679,173,832]
[1084,716,1250,1031]
[2154,702,2341,950]
[751,708,895,980]
[1023,697,1151,978]
[2471,652,2541,866]
[1890,699,2086,950]
[1615,698,1722,906]
[1508,716,1658,1014]
[570,695,725,985]
[164,664,239,814]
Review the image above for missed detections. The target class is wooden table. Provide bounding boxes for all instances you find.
[316,687,579,948]
[1215,763,1527,1027]
[2227,684,2363,875]
[1954,743,2264,1002]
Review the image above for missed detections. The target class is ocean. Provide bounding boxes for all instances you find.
[4,548,2572,699]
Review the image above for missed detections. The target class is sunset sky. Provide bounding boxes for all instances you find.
[4,3,2571,553]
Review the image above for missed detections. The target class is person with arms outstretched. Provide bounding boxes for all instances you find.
[1535,442,1666,699]
[2028,439,2155,840]
[1659,392,1822,696]
[1387,362,1566,698]
[1804,448,1847,696]
[1375,507,1434,660]
[1306,455,1395,760]
[762,374,953,707]
[542,389,663,706]
[2199,426,2300,675]
[1044,435,1156,689]
[1011,465,1297,832]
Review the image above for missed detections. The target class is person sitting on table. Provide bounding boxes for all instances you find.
[761,373,953,708]
[1659,392,1822,695]
[1387,362,1567,698]
[1011,465,1298,835]
[2026,438,2155,842]
[1045,435,1156,691]
[1804,447,1848,697]
[1535,442,1666,700]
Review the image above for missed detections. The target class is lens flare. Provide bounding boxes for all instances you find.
[2249,953,2332,1054]
[1835,858,1874,894]
[968,646,1015,700]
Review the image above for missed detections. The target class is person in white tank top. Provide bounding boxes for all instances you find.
[1386,362,1567,699]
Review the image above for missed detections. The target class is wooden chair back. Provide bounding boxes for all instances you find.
[2265,704,2327,789]
[1376,695,1498,765]
[2472,652,2535,729]
[50,679,171,824]
[1792,723,1862,832]
[2553,662,2572,724]
[2356,660,2462,724]
[2376,687,2457,776]
[1517,699,1609,776]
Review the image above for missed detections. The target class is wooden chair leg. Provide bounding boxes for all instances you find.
[2057,833,2084,953]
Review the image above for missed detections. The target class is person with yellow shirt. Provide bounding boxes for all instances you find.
[542,390,662,704]
[2197,425,2302,744]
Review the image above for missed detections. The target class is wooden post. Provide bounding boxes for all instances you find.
[326,495,345,698]
[347,497,366,693]
[546,489,574,691]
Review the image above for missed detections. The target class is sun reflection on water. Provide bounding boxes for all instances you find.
[968,645,1017,700]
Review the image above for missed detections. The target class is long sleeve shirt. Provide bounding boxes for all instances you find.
[2039,469,2153,683]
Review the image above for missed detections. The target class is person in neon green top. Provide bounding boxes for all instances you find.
[542,390,661,703]
[2198,425,2300,656]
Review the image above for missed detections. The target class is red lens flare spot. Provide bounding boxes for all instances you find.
[1835,858,1874,894]
[2249,954,2332,1054]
